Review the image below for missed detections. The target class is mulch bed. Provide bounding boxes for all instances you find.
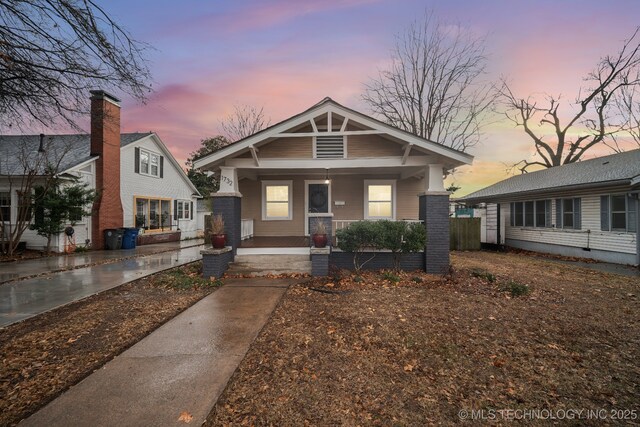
[0,261,220,426]
[207,251,640,426]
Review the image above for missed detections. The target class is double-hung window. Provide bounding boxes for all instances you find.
[364,180,395,219]
[136,148,163,178]
[601,194,637,232]
[262,181,292,220]
[175,200,192,220]
[555,198,581,229]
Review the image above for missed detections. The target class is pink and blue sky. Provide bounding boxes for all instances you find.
[100,0,639,195]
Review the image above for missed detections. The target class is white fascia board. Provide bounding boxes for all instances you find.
[193,104,336,170]
[123,133,202,197]
[193,100,473,170]
[60,156,98,175]
[225,156,431,169]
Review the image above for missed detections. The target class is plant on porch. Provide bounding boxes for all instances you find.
[210,214,226,249]
[311,218,328,248]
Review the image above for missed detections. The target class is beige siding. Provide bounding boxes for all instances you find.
[258,137,312,158]
[347,135,404,158]
[505,194,636,254]
[239,174,423,236]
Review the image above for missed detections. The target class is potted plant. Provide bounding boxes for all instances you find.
[311,219,328,248]
[210,214,226,249]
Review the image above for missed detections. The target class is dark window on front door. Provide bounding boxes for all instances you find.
[308,184,329,213]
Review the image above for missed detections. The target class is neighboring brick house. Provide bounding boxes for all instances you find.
[193,97,473,273]
[0,91,201,252]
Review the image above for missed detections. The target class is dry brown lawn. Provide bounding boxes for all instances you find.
[207,251,640,426]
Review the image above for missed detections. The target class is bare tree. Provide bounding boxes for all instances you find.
[502,28,640,173]
[613,84,640,148]
[0,0,151,130]
[362,11,496,152]
[0,136,73,256]
[220,105,271,142]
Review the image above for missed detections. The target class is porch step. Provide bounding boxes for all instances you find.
[227,254,311,276]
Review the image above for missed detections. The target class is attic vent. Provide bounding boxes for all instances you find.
[315,135,344,159]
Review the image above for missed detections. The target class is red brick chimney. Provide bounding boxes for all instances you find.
[90,90,123,249]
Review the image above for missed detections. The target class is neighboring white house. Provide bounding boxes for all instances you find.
[461,150,640,266]
[0,91,201,252]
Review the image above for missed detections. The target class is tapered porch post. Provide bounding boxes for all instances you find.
[419,164,451,274]
[212,166,242,255]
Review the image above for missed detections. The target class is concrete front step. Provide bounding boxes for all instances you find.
[228,254,311,276]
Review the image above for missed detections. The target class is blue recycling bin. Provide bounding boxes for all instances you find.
[121,228,139,249]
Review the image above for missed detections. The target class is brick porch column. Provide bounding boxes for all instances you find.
[212,166,242,255]
[419,164,451,274]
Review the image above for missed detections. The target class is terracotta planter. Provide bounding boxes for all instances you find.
[211,234,226,249]
[312,233,328,248]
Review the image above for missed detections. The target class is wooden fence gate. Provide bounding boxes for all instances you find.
[450,218,481,250]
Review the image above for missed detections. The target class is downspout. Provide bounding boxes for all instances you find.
[636,196,639,269]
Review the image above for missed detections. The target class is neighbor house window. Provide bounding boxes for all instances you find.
[138,149,162,178]
[175,200,192,220]
[0,192,11,222]
[555,198,581,229]
[601,194,637,232]
[262,181,292,220]
[135,196,172,231]
[510,200,551,228]
[364,180,395,219]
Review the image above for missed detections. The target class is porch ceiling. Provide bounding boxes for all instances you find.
[237,165,426,180]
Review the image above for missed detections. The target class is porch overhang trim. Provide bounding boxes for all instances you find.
[192,99,473,170]
[224,156,435,169]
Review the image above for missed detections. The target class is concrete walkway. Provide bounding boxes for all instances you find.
[0,243,204,327]
[0,239,205,284]
[22,278,293,427]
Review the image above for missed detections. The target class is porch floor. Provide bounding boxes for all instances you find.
[240,236,310,248]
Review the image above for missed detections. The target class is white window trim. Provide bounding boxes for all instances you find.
[139,148,161,178]
[262,180,293,221]
[364,179,396,220]
[176,200,192,221]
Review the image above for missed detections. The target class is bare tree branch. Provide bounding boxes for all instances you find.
[220,105,271,142]
[362,10,497,152]
[0,0,152,131]
[501,27,640,172]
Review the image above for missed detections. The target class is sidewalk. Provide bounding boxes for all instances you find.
[21,278,294,427]
[0,239,204,284]
[0,243,204,327]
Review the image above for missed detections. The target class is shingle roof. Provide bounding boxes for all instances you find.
[461,149,640,202]
[0,133,151,175]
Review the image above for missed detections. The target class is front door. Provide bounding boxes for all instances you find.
[305,181,331,235]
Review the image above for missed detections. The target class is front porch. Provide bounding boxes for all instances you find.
[240,235,310,248]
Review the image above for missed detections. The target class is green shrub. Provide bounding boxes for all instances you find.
[411,276,423,283]
[336,220,426,272]
[470,268,496,283]
[381,271,400,283]
[353,275,364,283]
[502,280,530,297]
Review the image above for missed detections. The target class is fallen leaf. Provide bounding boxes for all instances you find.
[178,411,193,423]
[404,364,414,372]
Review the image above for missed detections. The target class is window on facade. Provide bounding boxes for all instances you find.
[140,151,149,174]
[139,149,160,177]
[263,181,292,220]
[524,201,534,227]
[176,200,191,220]
[365,181,394,219]
[611,195,627,231]
[315,136,345,159]
[535,200,547,227]
[0,192,10,222]
[602,194,636,233]
[135,197,172,231]
[563,199,574,228]
[514,202,524,226]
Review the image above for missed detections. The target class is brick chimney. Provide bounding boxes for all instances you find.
[90,90,123,249]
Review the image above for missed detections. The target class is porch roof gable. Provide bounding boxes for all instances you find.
[193,97,473,171]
